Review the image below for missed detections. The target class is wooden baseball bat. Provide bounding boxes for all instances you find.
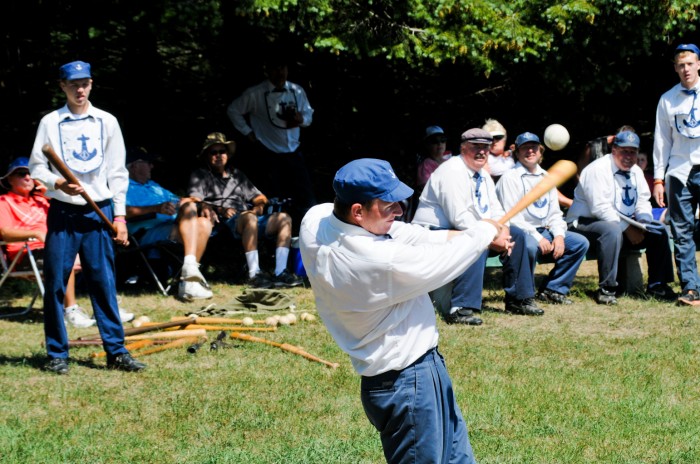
[78,316,196,340]
[230,331,340,369]
[498,160,577,225]
[163,324,277,332]
[90,339,155,358]
[171,316,267,325]
[125,328,207,341]
[41,144,118,235]
[132,336,204,358]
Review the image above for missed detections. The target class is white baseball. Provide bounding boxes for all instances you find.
[278,315,291,326]
[544,124,570,151]
[286,313,297,325]
[265,316,278,327]
[241,317,254,326]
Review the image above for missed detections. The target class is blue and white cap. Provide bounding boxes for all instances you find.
[333,158,414,204]
[59,61,92,80]
[613,131,640,148]
[676,43,700,58]
[514,132,541,148]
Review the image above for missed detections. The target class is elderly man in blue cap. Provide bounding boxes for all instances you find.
[300,158,508,463]
[652,43,700,305]
[567,131,676,305]
[496,132,590,305]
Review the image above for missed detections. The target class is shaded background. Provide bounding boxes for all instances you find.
[1,0,697,203]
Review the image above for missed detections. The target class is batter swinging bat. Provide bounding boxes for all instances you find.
[41,144,118,235]
[498,160,577,225]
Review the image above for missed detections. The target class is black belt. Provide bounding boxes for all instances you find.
[53,199,111,212]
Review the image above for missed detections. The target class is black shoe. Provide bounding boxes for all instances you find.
[444,308,483,325]
[107,352,147,372]
[247,272,273,289]
[43,357,69,375]
[505,298,545,316]
[537,288,573,305]
[273,269,304,288]
[595,287,618,305]
[646,283,676,302]
[678,289,700,306]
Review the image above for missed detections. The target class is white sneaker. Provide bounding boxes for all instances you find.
[178,281,213,301]
[64,306,96,329]
[119,307,135,323]
[181,262,207,285]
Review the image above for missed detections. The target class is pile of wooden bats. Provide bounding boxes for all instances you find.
[68,314,339,369]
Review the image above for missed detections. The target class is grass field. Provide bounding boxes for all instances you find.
[1,259,699,464]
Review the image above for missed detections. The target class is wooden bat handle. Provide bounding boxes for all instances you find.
[230,332,340,369]
[41,144,118,235]
[497,160,577,225]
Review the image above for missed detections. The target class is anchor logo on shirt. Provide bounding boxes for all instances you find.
[72,134,97,162]
[621,184,635,207]
[533,197,547,208]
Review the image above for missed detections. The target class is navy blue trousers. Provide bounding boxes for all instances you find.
[451,224,535,309]
[43,200,126,358]
[361,348,476,464]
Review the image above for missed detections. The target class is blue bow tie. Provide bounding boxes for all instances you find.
[616,170,631,179]
[682,88,698,96]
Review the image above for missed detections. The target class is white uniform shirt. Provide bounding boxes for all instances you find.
[29,103,128,216]
[496,162,567,242]
[412,155,506,229]
[227,80,313,154]
[566,154,653,231]
[299,203,496,376]
[652,82,700,184]
[487,153,515,177]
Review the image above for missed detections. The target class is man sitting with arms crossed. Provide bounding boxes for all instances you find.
[300,158,508,463]
[125,147,215,301]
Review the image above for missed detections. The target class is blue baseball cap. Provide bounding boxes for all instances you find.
[675,43,700,58]
[333,158,414,204]
[3,157,29,178]
[424,125,445,139]
[59,61,92,80]
[515,132,541,148]
[613,131,640,149]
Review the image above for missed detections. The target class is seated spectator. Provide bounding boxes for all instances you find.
[496,132,589,305]
[566,131,676,305]
[187,132,303,288]
[413,128,544,324]
[0,157,132,326]
[482,118,514,184]
[125,147,215,301]
[416,125,451,191]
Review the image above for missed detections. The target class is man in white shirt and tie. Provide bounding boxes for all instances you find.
[567,131,676,305]
[413,128,544,323]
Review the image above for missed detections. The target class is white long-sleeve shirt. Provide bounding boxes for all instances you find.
[299,203,496,376]
[566,154,653,231]
[29,103,128,216]
[652,82,700,184]
[227,79,313,154]
[412,155,505,229]
[495,162,567,242]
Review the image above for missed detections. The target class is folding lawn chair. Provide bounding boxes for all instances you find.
[0,240,44,318]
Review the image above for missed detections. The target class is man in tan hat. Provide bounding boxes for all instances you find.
[187,132,303,288]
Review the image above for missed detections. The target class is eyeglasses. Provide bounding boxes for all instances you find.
[208,148,228,156]
[492,135,505,142]
[12,170,30,177]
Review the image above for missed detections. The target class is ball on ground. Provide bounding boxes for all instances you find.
[241,317,254,326]
[544,124,570,151]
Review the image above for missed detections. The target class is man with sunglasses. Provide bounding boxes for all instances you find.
[188,132,303,288]
[496,133,589,305]
[567,131,675,305]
